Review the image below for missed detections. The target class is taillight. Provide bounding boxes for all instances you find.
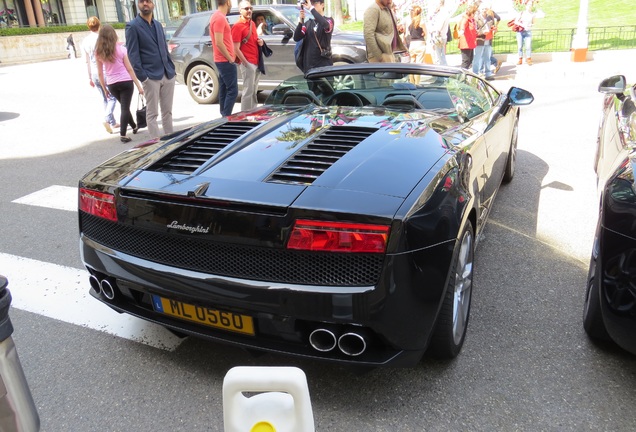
[287,220,390,253]
[168,43,179,53]
[79,188,117,222]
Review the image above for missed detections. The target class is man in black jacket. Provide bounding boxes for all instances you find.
[293,0,333,74]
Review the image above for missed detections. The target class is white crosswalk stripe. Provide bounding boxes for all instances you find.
[5,186,184,351]
[12,185,78,212]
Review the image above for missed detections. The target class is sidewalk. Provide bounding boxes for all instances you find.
[445,49,636,85]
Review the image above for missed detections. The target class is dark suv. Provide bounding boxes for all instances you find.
[168,4,367,104]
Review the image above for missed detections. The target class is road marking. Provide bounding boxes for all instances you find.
[12,185,77,212]
[0,253,183,351]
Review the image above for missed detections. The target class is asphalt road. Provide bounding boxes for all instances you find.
[1,52,636,431]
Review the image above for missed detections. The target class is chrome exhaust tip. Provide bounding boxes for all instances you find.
[89,275,102,296]
[309,328,337,352]
[100,279,116,300]
[338,332,367,356]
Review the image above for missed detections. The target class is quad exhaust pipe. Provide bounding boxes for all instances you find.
[309,328,368,356]
[309,329,337,352]
[337,332,367,357]
[88,275,118,300]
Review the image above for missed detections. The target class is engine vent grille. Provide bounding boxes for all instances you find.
[80,213,384,286]
[150,121,259,174]
[267,126,377,185]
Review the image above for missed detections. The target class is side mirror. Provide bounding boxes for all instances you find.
[598,75,626,94]
[507,87,534,106]
[272,24,292,37]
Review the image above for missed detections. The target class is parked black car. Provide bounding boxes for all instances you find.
[584,75,636,355]
[168,5,367,104]
[78,63,533,366]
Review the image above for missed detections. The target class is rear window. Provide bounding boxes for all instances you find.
[176,14,211,38]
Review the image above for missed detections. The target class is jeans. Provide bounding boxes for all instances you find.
[239,62,261,111]
[107,80,136,137]
[142,75,175,139]
[473,45,485,75]
[479,45,493,76]
[432,43,447,66]
[216,61,238,117]
[92,74,117,126]
[517,30,532,58]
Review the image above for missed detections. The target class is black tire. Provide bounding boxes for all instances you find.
[187,64,219,104]
[429,223,475,359]
[583,253,610,341]
[502,115,518,183]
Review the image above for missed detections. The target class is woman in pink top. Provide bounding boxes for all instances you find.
[95,25,144,143]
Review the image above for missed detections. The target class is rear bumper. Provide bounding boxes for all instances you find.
[80,234,453,367]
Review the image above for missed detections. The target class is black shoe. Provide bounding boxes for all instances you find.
[120,136,132,143]
[133,127,139,134]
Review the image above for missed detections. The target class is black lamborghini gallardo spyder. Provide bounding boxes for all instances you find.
[79,64,533,366]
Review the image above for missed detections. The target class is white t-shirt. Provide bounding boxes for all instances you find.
[81,32,99,76]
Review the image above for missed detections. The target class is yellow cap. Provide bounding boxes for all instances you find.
[251,421,276,432]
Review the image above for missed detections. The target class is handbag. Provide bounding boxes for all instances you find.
[136,94,147,130]
[261,41,273,57]
[258,42,272,75]
[507,19,524,32]
[313,31,331,58]
[452,24,459,40]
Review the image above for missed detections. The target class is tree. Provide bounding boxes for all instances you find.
[331,0,344,26]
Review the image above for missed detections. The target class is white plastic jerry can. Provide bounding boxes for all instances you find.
[223,366,315,432]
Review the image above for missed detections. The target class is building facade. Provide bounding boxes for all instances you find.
[0,0,302,28]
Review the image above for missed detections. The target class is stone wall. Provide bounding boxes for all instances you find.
[0,29,126,65]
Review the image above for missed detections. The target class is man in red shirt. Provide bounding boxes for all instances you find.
[231,0,264,111]
[209,0,237,116]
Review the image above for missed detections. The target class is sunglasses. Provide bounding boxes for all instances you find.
[241,7,253,10]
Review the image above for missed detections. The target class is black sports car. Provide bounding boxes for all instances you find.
[79,63,533,366]
[584,75,636,355]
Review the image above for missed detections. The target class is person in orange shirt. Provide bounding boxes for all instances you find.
[210,0,237,116]
[457,3,477,69]
[232,1,264,111]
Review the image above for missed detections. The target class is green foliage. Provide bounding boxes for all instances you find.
[0,22,126,37]
[342,0,636,31]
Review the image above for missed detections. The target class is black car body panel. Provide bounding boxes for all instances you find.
[586,75,636,355]
[79,64,532,366]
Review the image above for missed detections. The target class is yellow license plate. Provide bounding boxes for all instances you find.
[151,295,255,336]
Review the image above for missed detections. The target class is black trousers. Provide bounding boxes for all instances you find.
[460,49,474,69]
[107,80,136,137]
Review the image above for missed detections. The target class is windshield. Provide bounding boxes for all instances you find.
[265,69,500,121]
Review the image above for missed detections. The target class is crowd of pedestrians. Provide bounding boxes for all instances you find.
[81,0,537,141]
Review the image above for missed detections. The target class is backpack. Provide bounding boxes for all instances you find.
[294,38,305,72]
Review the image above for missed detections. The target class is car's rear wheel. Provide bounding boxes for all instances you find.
[502,115,519,183]
[583,250,610,341]
[429,223,474,359]
[332,60,356,90]
[187,64,219,104]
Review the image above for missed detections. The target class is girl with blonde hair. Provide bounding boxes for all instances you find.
[95,24,144,143]
[407,5,426,84]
